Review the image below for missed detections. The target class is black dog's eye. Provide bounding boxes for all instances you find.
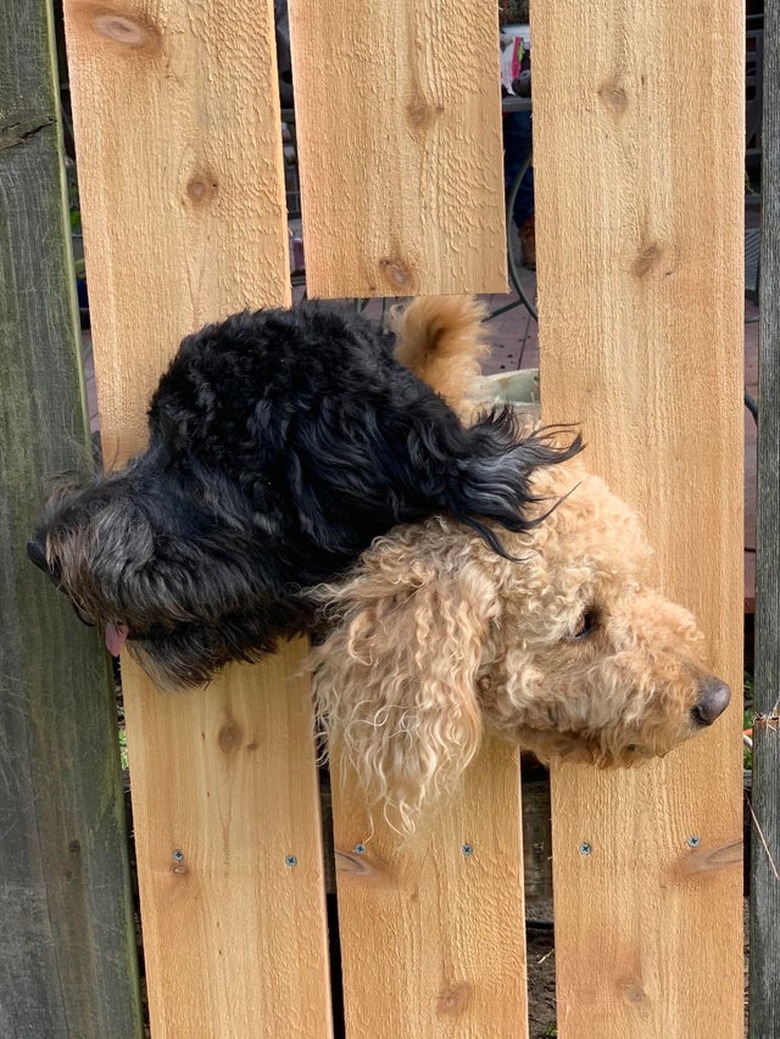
[571,607,599,641]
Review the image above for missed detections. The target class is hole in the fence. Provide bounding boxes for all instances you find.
[318,768,346,1036]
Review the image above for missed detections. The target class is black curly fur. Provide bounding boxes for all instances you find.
[29,301,581,687]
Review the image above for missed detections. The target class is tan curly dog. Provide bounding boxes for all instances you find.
[311,297,731,832]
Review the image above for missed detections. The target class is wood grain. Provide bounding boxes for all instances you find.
[123,655,331,1037]
[531,2,745,1035]
[750,0,780,1033]
[288,0,507,298]
[61,1,332,1035]
[63,0,291,460]
[0,2,142,1036]
[332,740,528,1037]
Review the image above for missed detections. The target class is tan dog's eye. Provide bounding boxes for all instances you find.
[571,607,599,641]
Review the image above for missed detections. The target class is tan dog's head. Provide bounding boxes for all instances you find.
[310,457,730,832]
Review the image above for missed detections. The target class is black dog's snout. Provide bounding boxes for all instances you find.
[27,533,94,627]
[27,535,49,573]
[691,679,731,727]
[27,533,63,586]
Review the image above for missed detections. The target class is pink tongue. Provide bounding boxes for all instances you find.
[105,624,129,657]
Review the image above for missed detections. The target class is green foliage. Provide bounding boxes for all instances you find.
[498,1,529,25]
[118,728,129,771]
[744,671,754,770]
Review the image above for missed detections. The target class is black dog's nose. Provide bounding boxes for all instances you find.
[691,679,731,727]
[27,535,49,573]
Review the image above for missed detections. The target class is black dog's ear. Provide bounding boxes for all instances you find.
[311,555,500,833]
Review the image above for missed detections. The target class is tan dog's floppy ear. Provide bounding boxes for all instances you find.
[311,552,497,834]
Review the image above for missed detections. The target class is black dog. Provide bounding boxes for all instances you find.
[28,299,580,687]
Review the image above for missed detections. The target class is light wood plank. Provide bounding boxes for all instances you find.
[332,740,528,1037]
[0,2,142,1035]
[63,0,291,459]
[288,0,507,298]
[123,655,330,1037]
[531,2,744,1036]
[61,1,333,1035]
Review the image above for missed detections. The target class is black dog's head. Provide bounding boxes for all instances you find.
[28,456,308,687]
[28,299,581,689]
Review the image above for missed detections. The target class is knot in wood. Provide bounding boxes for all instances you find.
[619,979,648,1005]
[406,95,444,131]
[379,257,414,290]
[632,240,663,278]
[437,982,472,1016]
[334,849,375,877]
[186,175,219,205]
[218,721,242,753]
[598,80,629,117]
[92,12,155,48]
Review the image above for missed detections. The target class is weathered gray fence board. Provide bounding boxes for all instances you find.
[750,2,780,1036]
[0,2,142,1036]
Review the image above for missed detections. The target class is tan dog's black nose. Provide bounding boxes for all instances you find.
[691,680,731,727]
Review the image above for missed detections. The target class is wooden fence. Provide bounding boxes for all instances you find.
[1,0,752,1036]
[0,3,141,1036]
[751,1,780,1036]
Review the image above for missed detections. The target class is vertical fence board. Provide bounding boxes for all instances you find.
[123,655,331,1037]
[332,741,528,1037]
[532,2,744,1036]
[288,0,507,298]
[0,2,142,1036]
[750,0,780,1033]
[61,1,333,1035]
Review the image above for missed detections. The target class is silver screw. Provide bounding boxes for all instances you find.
[579,842,592,856]
[285,854,298,867]
[172,849,184,862]
[687,835,701,848]
[462,843,474,857]
[353,843,366,855]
